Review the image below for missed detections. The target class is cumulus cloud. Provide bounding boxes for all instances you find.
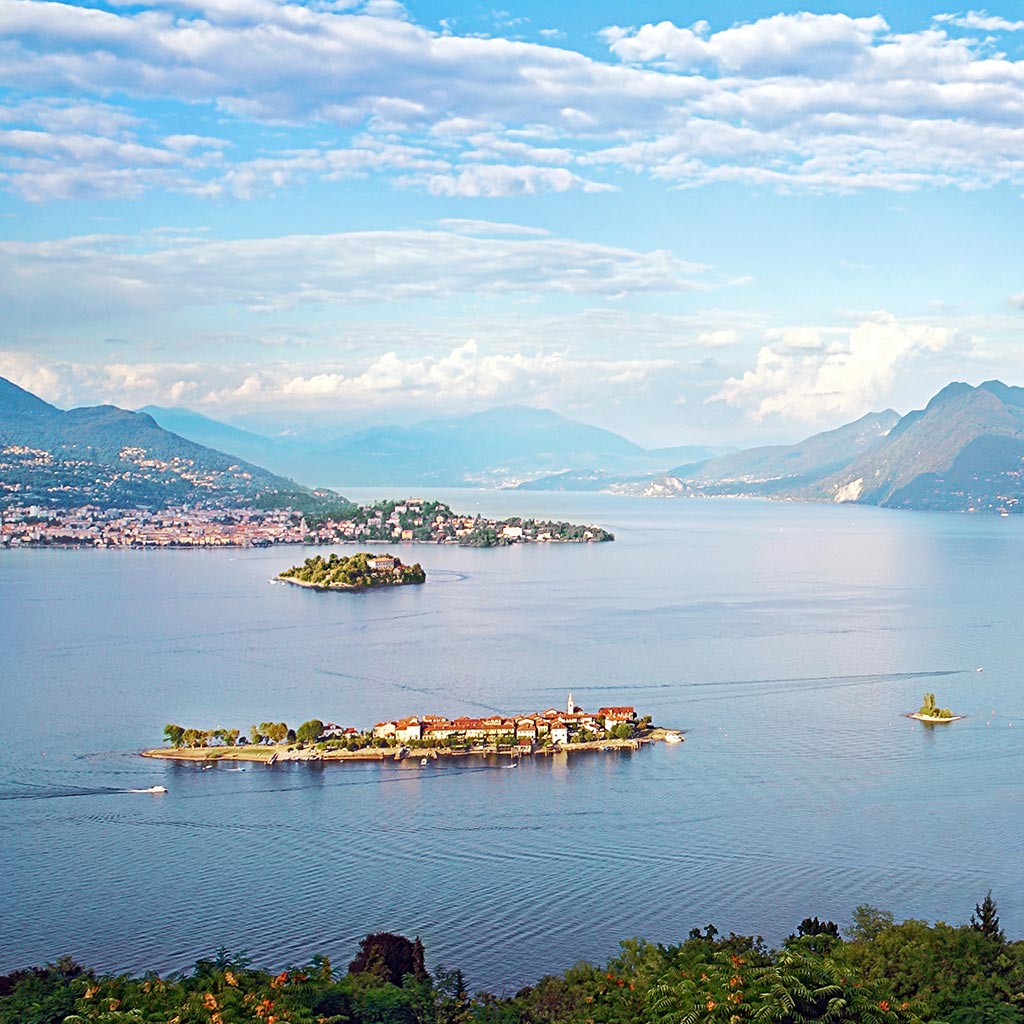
[0,341,685,421]
[711,313,965,422]
[604,13,888,76]
[2,5,1024,199]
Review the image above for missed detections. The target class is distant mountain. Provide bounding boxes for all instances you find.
[139,405,287,471]
[143,404,723,487]
[807,380,1024,511]
[0,377,322,510]
[615,410,899,499]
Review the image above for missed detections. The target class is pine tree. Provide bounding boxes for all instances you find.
[971,891,1006,943]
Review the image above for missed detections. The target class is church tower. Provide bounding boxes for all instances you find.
[567,691,575,715]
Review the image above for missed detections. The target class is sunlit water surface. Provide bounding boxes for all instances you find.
[2,491,1022,991]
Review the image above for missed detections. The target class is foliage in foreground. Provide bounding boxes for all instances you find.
[3,901,1024,1024]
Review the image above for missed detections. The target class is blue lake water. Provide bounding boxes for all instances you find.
[2,490,1023,991]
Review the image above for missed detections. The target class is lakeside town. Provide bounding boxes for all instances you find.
[0,497,614,549]
[147,693,685,764]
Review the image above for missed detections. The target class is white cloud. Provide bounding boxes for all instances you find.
[711,313,965,422]
[0,227,712,330]
[698,328,739,348]
[605,13,888,77]
[427,164,614,196]
[0,341,686,422]
[4,6,1024,199]
[935,11,1024,32]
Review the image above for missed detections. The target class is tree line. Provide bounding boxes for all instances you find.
[3,895,1022,1023]
[163,720,331,748]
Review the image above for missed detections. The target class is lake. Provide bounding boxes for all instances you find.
[2,490,1022,991]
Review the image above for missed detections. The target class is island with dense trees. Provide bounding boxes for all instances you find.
[278,551,426,590]
[910,692,962,723]
[3,895,1022,1023]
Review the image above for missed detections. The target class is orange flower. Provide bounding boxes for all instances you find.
[203,992,219,1010]
[730,975,741,987]
[224,970,238,987]
[707,999,716,1011]
[879,1000,890,1011]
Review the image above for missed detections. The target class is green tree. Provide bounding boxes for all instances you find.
[163,724,185,748]
[971,891,1006,943]
[296,719,325,743]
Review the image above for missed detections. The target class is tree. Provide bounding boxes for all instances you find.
[296,719,325,743]
[789,916,841,955]
[971,891,1005,943]
[348,933,426,986]
[846,905,895,943]
[163,724,185,748]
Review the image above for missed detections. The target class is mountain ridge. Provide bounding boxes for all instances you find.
[0,377,321,510]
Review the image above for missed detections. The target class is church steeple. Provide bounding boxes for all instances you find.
[567,691,575,715]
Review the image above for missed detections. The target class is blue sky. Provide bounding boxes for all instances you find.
[2,0,1024,445]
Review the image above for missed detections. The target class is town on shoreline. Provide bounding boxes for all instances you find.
[1,497,614,549]
[145,693,685,764]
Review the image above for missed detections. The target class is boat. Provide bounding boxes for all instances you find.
[131,785,167,794]
[420,757,428,766]
[663,732,684,744]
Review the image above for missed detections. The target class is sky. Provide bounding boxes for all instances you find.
[2,0,1024,446]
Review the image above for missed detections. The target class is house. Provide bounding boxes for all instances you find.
[395,716,422,743]
[515,718,537,740]
[367,555,396,571]
[598,706,636,730]
[372,720,398,740]
[549,720,569,745]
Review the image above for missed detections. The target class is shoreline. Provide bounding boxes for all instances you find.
[141,728,685,764]
[275,574,422,592]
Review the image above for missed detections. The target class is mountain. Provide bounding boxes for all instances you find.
[0,377,322,510]
[807,380,1024,511]
[139,405,287,471]
[617,410,900,498]
[143,404,724,487]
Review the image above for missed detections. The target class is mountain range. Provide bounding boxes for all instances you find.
[0,376,319,510]
[140,404,726,488]
[4,375,1024,514]
[615,380,1024,513]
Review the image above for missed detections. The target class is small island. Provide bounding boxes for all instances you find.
[278,551,425,590]
[143,693,684,764]
[909,692,963,723]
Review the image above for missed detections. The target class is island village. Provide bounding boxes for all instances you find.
[147,693,685,764]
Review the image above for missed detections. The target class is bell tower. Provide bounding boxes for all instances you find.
[567,691,575,715]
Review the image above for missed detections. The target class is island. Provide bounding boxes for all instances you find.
[143,693,685,764]
[909,692,963,723]
[278,551,425,590]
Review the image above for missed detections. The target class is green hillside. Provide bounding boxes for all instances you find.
[0,376,335,511]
